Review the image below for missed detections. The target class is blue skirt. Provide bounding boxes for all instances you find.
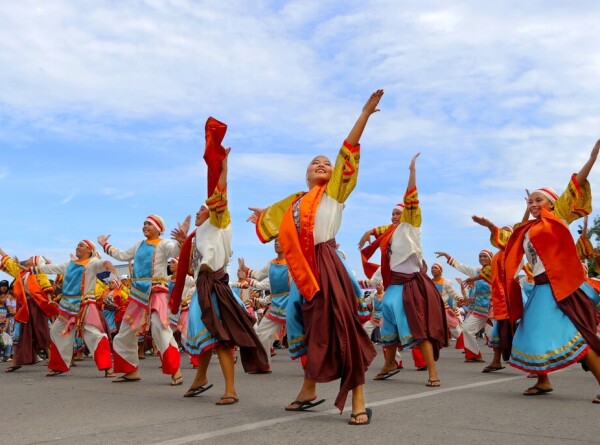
[103,310,117,333]
[509,282,596,373]
[380,283,419,350]
[185,290,219,356]
[488,320,500,349]
[285,249,366,360]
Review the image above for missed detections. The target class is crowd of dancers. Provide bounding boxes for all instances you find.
[2,90,600,427]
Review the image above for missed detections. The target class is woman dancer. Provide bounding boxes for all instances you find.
[430,262,463,347]
[503,139,600,402]
[171,117,268,404]
[371,153,447,387]
[0,250,57,372]
[435,249,493,362]
[248,90,383,425]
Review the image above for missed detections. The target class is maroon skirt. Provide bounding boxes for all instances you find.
[301,239,376,411]
[15,297,51,365]
[196,268,269,373]
[389,270,449,360]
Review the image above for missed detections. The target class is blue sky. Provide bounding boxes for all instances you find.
[2,1,600,285]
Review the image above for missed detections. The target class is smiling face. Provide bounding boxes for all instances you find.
[478,252,491,267]
[528,192,553,218]
[142,220,160,239]
[306,155,333,188]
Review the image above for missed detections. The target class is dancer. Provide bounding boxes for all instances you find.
[468,219,518,373]
[98,214,187,385]
[27,241,118,377]
[434,249,493,362]
[370,153,448,388]
[248,90,384,425]
[503,139,600,402]
[0,250,57,372]
[100,276,129,339]
[430,263,464,347]
[238,237,290,373]
[170,116,268,404]
[360,205,428,371]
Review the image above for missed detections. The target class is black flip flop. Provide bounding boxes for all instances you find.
[5,365,22,373]
[523,386,553,396]
[373,369,400,380]
[349,408,372,426]
[183,383,214,397]
[285,398,326,411]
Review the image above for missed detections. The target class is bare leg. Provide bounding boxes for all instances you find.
[483,348,503,371]
[349,385,370,424]
[377,346,398,375]
[188,350,212,389]
[582,349,600,385]
[523,373,552,395]
[286,378,318,409]
[215,346,237,401]
[419,340,440,386]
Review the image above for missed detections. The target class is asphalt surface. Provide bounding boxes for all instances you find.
[3,341,599,445]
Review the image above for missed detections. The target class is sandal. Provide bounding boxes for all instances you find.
[215,396,239,405]
[593,395,600,404]
[348,407,372,426]
[170,375,184,386]
[46,370,64,377]
[183,383,213,398]
[523,386,553,396]
[284,398,326,411]
[426,379,441,387]
[482,365,505,373]
[5,365,22,373]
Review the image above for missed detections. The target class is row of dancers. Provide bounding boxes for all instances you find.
[2,90,600,427]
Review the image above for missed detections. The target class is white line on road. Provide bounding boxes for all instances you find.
[153,375,525,444]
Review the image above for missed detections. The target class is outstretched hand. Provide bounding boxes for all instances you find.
[238,257,248,274]
[170,215,191,244]
[592,139,600,159]
[362,89,384,116]
[409,152,420,171]
[247,207,263,224]
[472,215,494,229]
[97,234,111,246]
[434,251,449,260]
[358,231,372,249]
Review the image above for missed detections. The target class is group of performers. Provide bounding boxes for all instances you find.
[2,89,600,427]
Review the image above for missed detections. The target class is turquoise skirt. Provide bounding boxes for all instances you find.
[509,282,597,373]
[380,283,419,350]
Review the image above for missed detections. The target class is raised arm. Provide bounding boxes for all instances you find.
[407,153,419,192]
[471,215,495,233]
[346,90,384,147]
[217,148,231,192]
[575,139,600,185]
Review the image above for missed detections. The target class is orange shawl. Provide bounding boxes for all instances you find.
[504,208,584,322]
[278,185,326,301]
[13,272,58,323]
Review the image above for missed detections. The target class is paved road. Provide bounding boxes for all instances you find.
[3,343,599,445]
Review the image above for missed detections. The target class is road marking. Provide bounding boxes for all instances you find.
[153,375,525,444]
